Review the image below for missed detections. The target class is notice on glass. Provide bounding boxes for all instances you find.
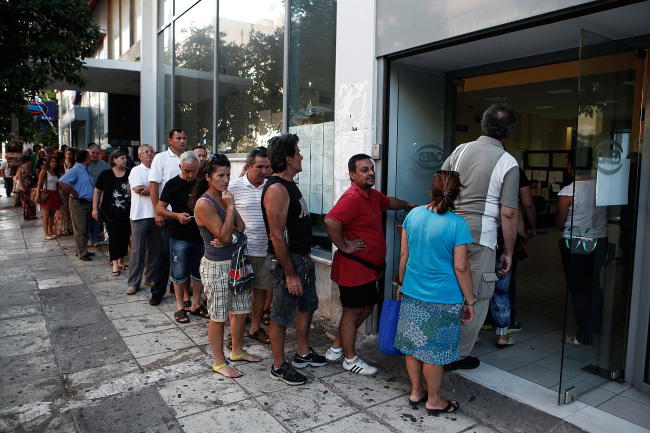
[297,125,311,210]
[322,122,335,213]
[309,123,324,214]
[596,159,630,206]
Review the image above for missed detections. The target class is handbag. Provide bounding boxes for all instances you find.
[378,298,403,356]
[39,189,50,204]
[29,188,38,204]
[229,229,255,295]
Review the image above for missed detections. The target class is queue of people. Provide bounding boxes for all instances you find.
[7,103,606,416]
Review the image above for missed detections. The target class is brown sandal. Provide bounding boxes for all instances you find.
[247,328,270,344]
[174,309,189,323]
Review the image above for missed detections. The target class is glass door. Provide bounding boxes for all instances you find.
[384,66,456,299]
[559,30,644,403]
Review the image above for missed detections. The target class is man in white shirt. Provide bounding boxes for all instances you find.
[228,147,273,343]
[126,145,160,295]
[148,129,186,305]
[1,158,12,197]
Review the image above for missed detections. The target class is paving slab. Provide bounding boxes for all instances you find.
[178,398,289,433]
[0,332,52,356]
[136,346,207,371]
[157,371,249,418]
[0,349,58,386]
[256,382,358,431]
[36,275,84,290]
[71,386,182,433]
[0,314,48,338]
[307,412,394,433]
[63,359,142,393]
[123,327,196,359]
[112,313,177,337]
[54,337,133,374]
[322,370,412,408]
[49,317,120,348]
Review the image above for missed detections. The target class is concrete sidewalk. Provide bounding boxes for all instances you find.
[0,198,584,433]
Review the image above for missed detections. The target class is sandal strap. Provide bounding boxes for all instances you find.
[213,360,230,372]
[229,351,248,361]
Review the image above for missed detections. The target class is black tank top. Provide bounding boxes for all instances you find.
[261,175,312,255]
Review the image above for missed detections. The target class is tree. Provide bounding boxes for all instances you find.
[0,0,101,141]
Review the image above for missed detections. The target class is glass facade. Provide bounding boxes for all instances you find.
[217,0,284,153]
[174,0,216,150]
[157,0,336,248]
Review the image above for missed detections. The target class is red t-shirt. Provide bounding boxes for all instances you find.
[326,182,390,287]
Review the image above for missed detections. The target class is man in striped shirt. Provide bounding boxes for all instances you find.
[442,103,520,371]
[228,147,273,343]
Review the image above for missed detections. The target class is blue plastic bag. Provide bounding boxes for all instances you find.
[378,299,403,356]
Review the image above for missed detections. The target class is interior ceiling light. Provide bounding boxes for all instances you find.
[534,106,555,110]
[547,89,574,94]
[485,96,509,102]
[623,80,636,86]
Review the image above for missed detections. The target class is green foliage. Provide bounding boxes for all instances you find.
[0,0,101,141]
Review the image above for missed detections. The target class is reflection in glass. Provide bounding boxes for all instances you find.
[217,0,284,153]
[158,27,173,148]
[158,0,171,27]
[288,0,336,250]
[174,0,215,150]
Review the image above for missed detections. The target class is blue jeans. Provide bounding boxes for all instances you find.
[89,211,101,243]
[489,259,512,336]
[151,221,171,298]
[169,238,204,283]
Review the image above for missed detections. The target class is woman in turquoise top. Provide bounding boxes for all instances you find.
[395,170,474,415]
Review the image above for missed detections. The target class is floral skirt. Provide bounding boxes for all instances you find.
[393,294,462,365]
[53,193,73,235]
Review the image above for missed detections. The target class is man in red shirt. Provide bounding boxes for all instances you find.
[325,154,416,375]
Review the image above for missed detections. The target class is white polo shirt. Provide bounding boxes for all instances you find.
[228,174,268,257]
[148,148,181,196]
[129,164,154,220]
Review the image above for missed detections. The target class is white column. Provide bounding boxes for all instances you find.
[140,0,157,149]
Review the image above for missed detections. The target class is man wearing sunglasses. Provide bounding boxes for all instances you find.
[442,103,520,371]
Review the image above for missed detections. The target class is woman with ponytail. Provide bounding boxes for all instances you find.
[394,170,474,415]
[191,155,261,378]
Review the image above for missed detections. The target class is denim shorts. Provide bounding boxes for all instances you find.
[266,253,318,327]
[169,238,204,283]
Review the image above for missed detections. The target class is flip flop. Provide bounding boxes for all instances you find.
[408,393,428,406]
[229,350,261,363]
[496,337,515,349]
[119,264,129,270]
[427,400,459,416]
[111,270,120,277]
[213,361,242,378]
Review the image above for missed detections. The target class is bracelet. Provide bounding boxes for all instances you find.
[464,300,475,307]
[225,219,235,223]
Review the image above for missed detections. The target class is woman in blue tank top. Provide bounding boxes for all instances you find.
[190,155,261,378]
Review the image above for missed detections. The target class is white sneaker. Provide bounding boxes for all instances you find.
[325,348,344,362]
[342,356,377,375]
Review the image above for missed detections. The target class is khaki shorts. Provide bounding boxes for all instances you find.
[250,256,274,290]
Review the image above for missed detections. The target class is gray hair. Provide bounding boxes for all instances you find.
[481,103,518,141]
[138,144,153,155]
[179,150,199,166]
[88,143,101,152]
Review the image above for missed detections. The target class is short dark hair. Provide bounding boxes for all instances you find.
[33,144,41,151]
[191,145,206,152]
[348,154,372,173]
[267,134,299,173]
[22,154,31,164]
[567,147,593,171]
[168,128,185,139]
[246,146,268,166]
[109,149,127,166]
[481,103,518,140]
[76,150,89,163]
[189,154,231,208]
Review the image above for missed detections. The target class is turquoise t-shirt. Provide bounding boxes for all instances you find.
[401,206,473,304]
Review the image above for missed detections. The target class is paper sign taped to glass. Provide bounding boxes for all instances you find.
[595,138,630,206]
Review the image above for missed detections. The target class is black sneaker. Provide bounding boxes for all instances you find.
[443,356,480,371]
[270,361,307,386]
[292,347,328,369]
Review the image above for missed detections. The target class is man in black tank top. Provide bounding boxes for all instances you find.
[262,134,327,386]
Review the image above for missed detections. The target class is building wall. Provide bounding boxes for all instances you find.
[375,0,595,56]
